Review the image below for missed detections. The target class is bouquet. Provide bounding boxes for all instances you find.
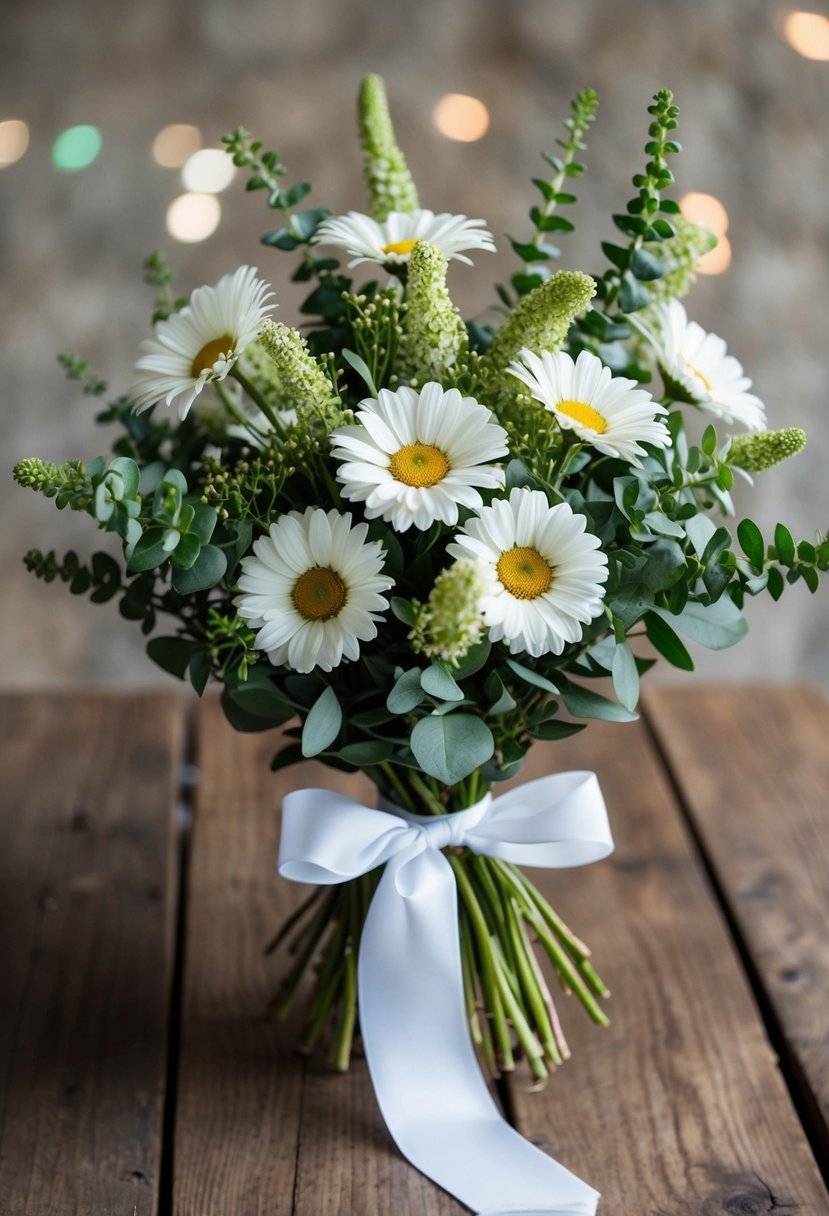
[13,75,827,1212]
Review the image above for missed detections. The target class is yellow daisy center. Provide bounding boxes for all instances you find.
[388,443,450,488]
[382,239,418,256]
[685,360,712,393]
[191,334,235,378]
[497,547,553,600]
[556,399,608,435]
[292,567,347,621]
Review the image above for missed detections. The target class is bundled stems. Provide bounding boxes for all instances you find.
[270,832,609,1079]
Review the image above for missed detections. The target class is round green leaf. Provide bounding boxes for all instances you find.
[410,714,494,785]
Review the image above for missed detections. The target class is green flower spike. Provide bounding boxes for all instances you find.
[644,216,716,307]
[13,458,93,509]
[485,270,597,380]
[259,321,338,419]
[730,428,807,473]
[398,241,468,385]
[410,559,488,665]
[358,74,419,221]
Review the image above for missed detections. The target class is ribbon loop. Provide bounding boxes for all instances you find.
[279,772,614,1215]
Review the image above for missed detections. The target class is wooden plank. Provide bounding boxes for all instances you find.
[0,692,181,1216]
[176,699,461,1213]
[503,717,828,1213]
[645,684,829,1163]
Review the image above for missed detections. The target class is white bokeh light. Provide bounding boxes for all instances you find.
[166,192,222,243]
[181,149,236,194]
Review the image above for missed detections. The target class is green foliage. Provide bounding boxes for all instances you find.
[503,88,599,300]
[14,75,826,820]
[58,351,107,397]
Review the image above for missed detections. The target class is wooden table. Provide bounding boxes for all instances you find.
[1,686,828,1214]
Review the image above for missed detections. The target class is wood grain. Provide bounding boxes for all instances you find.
[502,717,829,1214]
[0,692,181,1216]
[645,684,829,1167]
[175,699,463,1214]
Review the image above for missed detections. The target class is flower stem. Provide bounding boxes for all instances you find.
[230,364,287,438]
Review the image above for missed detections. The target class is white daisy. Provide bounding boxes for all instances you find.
[508,348,670,467]
[236,508,394,673]
[312,209,496,268]
[330,382,509,533]
[447,488,608,658]
[646,300,766,431]
[130,266,275,420]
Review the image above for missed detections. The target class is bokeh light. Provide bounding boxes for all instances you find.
[0,119,30,167]
[697,235,732,276]
[166,192,222,242]
[52,125,102,172]
[432,94,490,142]
[782,10,829,60]
[153,123,202,168]
[181,148,236,194]
[679,191,729,237]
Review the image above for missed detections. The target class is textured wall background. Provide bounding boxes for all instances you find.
[2,0,827,688]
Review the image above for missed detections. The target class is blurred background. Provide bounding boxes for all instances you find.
[2,0,827,688]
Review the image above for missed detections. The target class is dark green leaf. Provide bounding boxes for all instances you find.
[147,635,199,679]
[767,566,785,601]
[737,519,765,568]
[643,611,694,671]
[774,523,795,566]
[630,248,664,281]
[171,544,227,593]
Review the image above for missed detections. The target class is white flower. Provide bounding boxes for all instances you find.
[447,488,608,658]
[131,266,274,419]
[236,508,394,673]
[508,348,670,467]
[330,383,509,532]
[312,209,496,268]
[647,300,766,432]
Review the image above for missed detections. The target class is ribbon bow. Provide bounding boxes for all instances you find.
[279,771,614,1216]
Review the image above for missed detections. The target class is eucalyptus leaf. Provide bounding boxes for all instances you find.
[410,714,494,785]
[560,682,638,722]
[302,686,343,758]
[387,667,425,714]
[653,598,747,650]
[611,641,640,711]
[421,664,464,702]
[505,658,559,694]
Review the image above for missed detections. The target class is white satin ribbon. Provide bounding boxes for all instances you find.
[279,771,614,1215]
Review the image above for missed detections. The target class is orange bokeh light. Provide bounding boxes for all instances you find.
[782,10,829,60]
[432,94,490,142]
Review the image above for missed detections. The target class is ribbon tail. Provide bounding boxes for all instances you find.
[358,848,600,1215]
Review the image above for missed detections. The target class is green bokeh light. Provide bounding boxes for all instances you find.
[52,125,102,172]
